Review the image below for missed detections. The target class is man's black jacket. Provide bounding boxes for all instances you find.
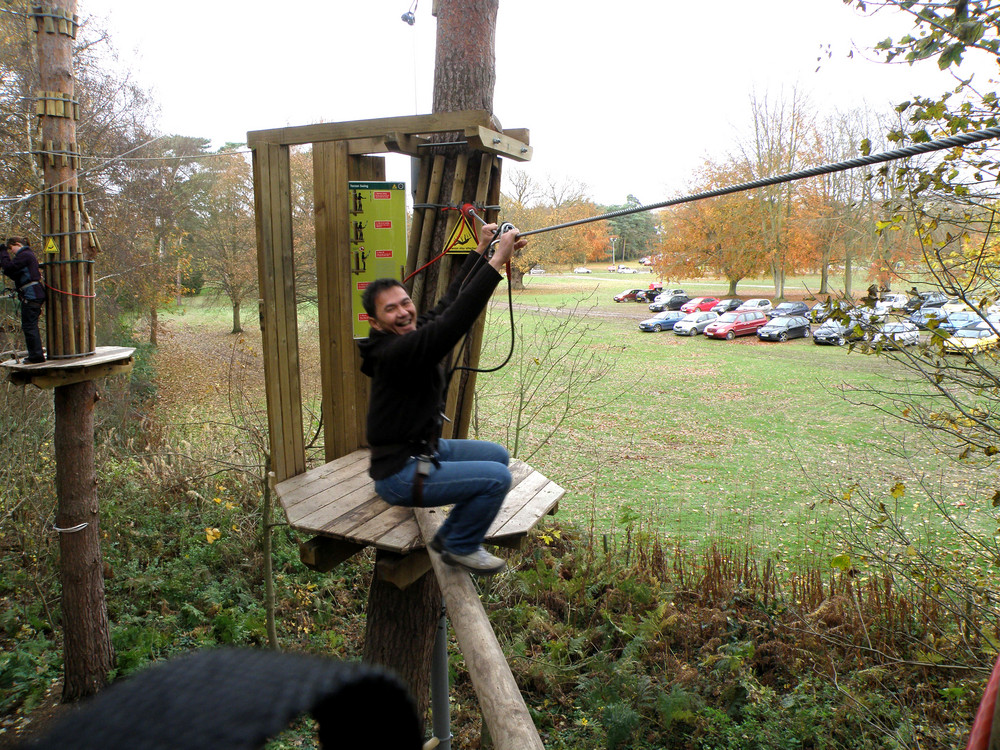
[0,244,46,302]
[358,252,501,479]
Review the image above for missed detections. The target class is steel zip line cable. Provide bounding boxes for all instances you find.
[515,126,1000,240]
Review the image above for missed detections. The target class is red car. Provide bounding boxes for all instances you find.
[680,296,720,313]
[704,310,768,339]
[613,288,645,303]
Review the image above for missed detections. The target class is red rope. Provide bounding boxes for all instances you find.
[44,281,96,299]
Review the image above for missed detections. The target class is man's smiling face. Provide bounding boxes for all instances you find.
[370,285,417,335]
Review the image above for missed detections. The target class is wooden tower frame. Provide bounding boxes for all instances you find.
[247,110,532,483]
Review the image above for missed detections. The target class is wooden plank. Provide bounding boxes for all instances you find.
[299,536,367,572]
[315,494,391,536]
[286,479,377,529]
[0,345,133,371]
[492,481,564,538]
[414,508,545,750]
[486,471,549,534]
[410,155,445,305]
[252,146,286,480]
[247,110,498,148]
[344,504,415,548]
[7,361,131,389]
[403,156,432,283]
[464,125,533,163]
[502,128,530,145]
[278,458,370,514]
[274,449,367,500]
[313,142,346,461]
[272,144,306,477]
[375,551,433,590]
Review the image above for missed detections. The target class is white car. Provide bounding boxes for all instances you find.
[573,267,592,274]
[872,320,919,347]
[875,292,910,315]
[672,311,719,336]
[736,298,773,313]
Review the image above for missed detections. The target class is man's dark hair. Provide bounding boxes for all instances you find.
[361,278,405,319]
[5,236,26,247]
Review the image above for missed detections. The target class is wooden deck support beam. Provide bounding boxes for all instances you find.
[415,508,544,750]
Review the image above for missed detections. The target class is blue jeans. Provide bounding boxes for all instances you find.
[374,439,511,555]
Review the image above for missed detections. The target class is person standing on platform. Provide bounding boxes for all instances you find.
[358,223,527,576]
[1,237,46,363]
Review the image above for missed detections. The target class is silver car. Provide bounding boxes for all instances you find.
[672,311,719,336]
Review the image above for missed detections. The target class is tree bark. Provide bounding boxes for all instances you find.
[55,381,114,701]
[232,298,242,334]
[363,555,441,730]
[149,306,158,346]
[727,278,738,296]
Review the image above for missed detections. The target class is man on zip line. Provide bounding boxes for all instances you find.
[358,223,526,576]
[1,236,46,363]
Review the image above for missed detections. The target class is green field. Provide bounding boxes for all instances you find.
[470,281,993,565]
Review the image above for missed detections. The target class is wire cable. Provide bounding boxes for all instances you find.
[516,126,1000,239]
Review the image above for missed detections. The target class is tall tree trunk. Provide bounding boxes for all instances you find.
[845,254,853,298]
[38,0,115,701]
[149,306,158,346]
[232,298,242,334]
[55,381,114,700]
[362,0,500,736]
[727,278,738,296]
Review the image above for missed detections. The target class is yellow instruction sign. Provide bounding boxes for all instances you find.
[44,238,58,254]
[443,213,479,254]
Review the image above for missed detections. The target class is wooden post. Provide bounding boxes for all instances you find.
[415,509,544,750]
[34,0,114,701]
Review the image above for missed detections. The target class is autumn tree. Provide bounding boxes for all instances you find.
[501,169,609,287]
[736,89,815,298]
[656,157,771,295]
[189,148,256,333]
[604,194,657,261]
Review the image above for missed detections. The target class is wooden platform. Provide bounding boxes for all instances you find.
[275,448,564,555]
[1,346,135,388]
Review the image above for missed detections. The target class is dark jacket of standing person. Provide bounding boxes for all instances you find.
[1,237,47,362]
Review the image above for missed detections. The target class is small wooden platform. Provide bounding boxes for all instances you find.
[275,448,564,555]
[1,346,135,388]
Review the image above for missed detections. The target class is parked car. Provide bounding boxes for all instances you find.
[704,310,768,339]
[529,267,545,275]
[638,310,686,332]
[939,310,981,334]
[875,292,910,313]
[614,288,645,303]
[941,297,973,315]
[757,315,811,342]
[810,301,834,322]
[648,293,690,312]
[766,301,810,319]
[902,291,948,313]
[672,311,719,336]
[871,320,919,348]
[635,284,664,303]
[943,326,1000,354]
[711,298,742,314]
[573,267,592,274]
[680,296,720,313]
[736,298,773,314]
[812,319,864,346]
[908,307,949,329]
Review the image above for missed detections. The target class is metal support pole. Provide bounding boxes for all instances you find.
[430,600,452,750]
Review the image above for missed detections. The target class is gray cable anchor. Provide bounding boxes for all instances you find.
[487,222,515,257]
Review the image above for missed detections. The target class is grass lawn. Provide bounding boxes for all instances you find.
[157,286,997,568]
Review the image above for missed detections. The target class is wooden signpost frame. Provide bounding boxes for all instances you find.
[247,110,531,484]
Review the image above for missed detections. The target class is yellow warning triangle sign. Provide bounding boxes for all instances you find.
[44,238,58,254]
[443,213,479,254]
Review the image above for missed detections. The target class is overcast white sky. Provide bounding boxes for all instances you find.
[82,0,990,206]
